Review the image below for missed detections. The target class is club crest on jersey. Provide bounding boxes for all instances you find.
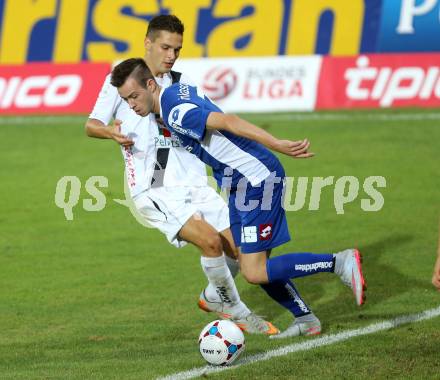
[259,224,273,240]
[172,109,180,122]
[159,126,171,137]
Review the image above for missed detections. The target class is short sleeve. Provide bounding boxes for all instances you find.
[89,74,122,125]
[166,102,211,141]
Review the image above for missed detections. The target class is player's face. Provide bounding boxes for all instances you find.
[118,77,152,117]
[144,31,183,76]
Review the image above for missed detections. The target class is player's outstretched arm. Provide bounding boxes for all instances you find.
[85,118,134,147]
[206,112,313,158]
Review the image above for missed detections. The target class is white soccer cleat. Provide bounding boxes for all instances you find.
[198,290,279,335]
[197,289,232,319]
[335,248,366,306]
[270,317,321,339]
[232,313,280,336]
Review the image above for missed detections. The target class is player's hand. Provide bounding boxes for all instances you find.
[275,138,314,158]
[432,256,440,291]
[110,119,134,147]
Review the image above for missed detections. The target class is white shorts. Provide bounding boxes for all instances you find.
[132,186,229,248]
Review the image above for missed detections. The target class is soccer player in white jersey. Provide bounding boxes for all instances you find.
[110,58,367,338]
[85,15,278,335]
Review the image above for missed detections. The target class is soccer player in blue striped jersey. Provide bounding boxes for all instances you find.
[111,58,367,338]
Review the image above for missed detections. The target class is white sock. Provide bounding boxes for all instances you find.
[200,255,249,318]
[204,254,240,301]
[201,255,239,304]
[203,283,219,302]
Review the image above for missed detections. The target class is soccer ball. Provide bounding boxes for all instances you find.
[198,320,245,366]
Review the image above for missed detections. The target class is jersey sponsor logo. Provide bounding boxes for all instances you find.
[170,123,200,140]
[202,66,238,101]
[259,224,273,240]
[154,135,181,148]
[241,226,258,243]
[154,124,181,148]
[294,262,333,272]
[177,83,190,100]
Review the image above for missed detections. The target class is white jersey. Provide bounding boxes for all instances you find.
[89,72,207,198]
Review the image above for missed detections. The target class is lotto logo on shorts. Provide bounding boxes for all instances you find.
[241,226,257,243]
[259,224,273,240]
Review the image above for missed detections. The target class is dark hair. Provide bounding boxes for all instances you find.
[146,14,184,40]
[110,58,154,88]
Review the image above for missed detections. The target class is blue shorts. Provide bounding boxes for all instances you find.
[229,177,291,254]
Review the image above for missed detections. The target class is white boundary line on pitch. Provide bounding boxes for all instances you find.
[1,112,440,125]
[157,306,440,380]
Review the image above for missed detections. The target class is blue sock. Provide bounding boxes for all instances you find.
[260,280,311,317]
[266,253,335,282]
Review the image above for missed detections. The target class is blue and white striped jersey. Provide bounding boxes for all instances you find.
[159,83,285,189]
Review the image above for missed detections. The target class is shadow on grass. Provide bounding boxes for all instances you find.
[237,234,425,327]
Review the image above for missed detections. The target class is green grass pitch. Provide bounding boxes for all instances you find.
[0,109,439,379]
